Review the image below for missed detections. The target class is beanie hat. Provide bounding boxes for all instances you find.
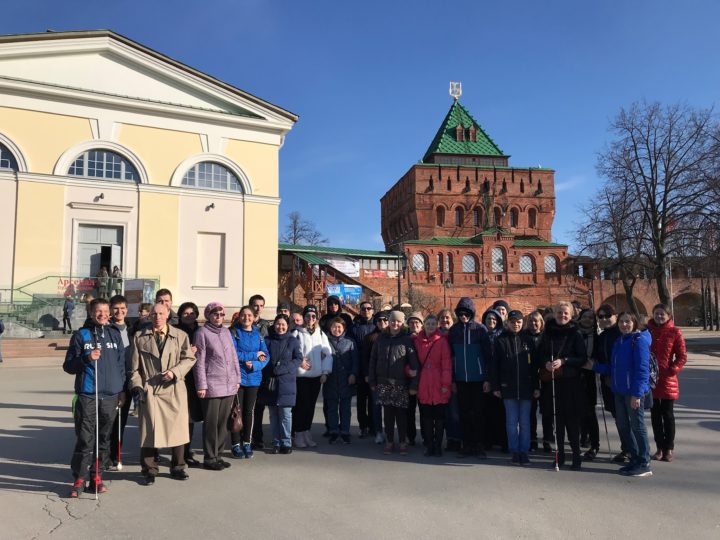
[204,302,224,320]
[389,310,406,323]
[303,305,318,316]
[493,299,510,312]
[507,310,524,321]
[407,311,424,324]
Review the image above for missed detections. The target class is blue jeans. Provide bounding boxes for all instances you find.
[503,399,531,453]
[326,395,352,435]
[614,393,650,467]
[269,406,293,448]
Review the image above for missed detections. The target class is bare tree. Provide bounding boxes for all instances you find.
[597,101,719,305]
[280,211,328,245]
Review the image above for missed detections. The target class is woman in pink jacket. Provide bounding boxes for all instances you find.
[413,315,452,457]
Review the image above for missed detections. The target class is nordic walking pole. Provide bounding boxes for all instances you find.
[596,375,612,461]
[116,405,123,471]
[551,366,559,472]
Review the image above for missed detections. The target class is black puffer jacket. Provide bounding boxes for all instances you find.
[536,319,587,379]
[491,329,540,400]
[368,330,419,391]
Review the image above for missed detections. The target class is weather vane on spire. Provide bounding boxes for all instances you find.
[449,81,462,100]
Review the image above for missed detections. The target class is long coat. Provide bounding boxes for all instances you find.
[129,325,196,448]
[647,319,687,400]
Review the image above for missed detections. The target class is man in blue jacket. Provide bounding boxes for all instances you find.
[63,298,126,497]
[448,297,493,458]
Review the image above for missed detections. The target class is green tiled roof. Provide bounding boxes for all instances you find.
[294,252,329,265]
[422,101,505,162]
[404,233,566,249]
[279,243,400,259]
[404,237,472,246]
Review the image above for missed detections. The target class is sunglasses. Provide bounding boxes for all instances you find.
[361,306,373,311]
[597,314,611,319]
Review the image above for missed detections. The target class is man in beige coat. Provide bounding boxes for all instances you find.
[130,302,195,485]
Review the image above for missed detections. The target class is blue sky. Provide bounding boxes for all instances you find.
[3,0,719,252]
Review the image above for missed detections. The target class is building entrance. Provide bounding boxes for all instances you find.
[76,224,123,277]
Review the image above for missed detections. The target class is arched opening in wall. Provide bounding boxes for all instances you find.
[447,178,452,191]
[461,254,478,273]
[528,208,537,229]
[412,253,429,272]
[445,253,453,273]
[520,179,525,193]
[69,149,140,183]
[437,253,444,272]
[181,161,244,192]
[0,142,19,171]
[543,255,559,274]
[510,208,519,228]
[483,179,490,192]
[672,292,703,325]
[491,247,505,272]
[519,255,535,274]
[601,295,648,316]
[455,207,464,226]
[436,207,445,227]
[493,207,502,227]
[473,207,482,228]
[464,179,470,192]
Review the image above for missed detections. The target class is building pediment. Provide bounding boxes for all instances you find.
[0,30,297,128]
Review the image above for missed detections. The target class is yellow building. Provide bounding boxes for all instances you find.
[0,30,296,317]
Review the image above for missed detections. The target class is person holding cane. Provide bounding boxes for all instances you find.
[63,298,126,497]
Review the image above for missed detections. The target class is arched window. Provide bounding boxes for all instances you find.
[510,208,519,228]
[528,208,537,229]
[464,179,470,192]
[491,247,505,272]
[0,143,19,171]
[436,207,445,227]
[455,207,464,226]
[182,162,243,192]
[519,255,534,273]
[520,179,525,193]
[473,207,482,227]
[544,255,558,274]
[493,207,503,227]
[436,253,444,272]
[68,149,139,181]
[412,253,428,271]
[446,253,453,273]
[446,178,452,191]
[462,254,478,273]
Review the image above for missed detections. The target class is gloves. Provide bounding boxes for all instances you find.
[131,386,146,404]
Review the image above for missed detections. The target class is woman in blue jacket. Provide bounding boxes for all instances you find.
[324,317,359,444]
[229,306,269,458]
[591,312,652,477]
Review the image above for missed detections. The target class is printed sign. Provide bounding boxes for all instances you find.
[324,256,360,277]
[326,284,363,306]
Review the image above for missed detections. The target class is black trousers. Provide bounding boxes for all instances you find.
[456,381,486,450]
[201,395,234,461]
[383,405,408,444]
[62,314,73,332]
[554,377,583,458]
[253,404,265,443]
[356,380,374,433]
[141,446,184,476]
[293,376,322,433]
[651,398,676,450]
[406,394,418,443]
[530,396,539,443]
[580,372,600,449]
[109,392,131,466]
[419,403,446,450]
[231,386,259,445]
[486,393,507,449]
[540,382,555,443]
[71,394,118,480]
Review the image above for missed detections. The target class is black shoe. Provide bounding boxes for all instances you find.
[519,453,530,465]
[530,440,538,452]
[407,438,416,446]
[328,434,339,444]
[424,447,435,457]
[612,451,630,463]
[322,429,330,438]
[457,446,474,458]
[433,444,443,457]
[445,439,461,452]
[557,452,566,467]
[185,456,202,468]
[571,455,582,471]
[358,428,369,439]
[475,448,488,459]
[279,446,292,455]
[171,469,189,481]
[584,448,598,461]
[271,446,280,455]
[511,452,520,464]
[580,437,589,448]
[542,441,553,454]
[218,459,231,469]
[203,461,224,471]
[341,434,351,444]
[252,441,264,451]
[144,475,155,486]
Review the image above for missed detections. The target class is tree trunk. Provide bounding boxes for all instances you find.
[653,259,671,307]
[620,271,641,317]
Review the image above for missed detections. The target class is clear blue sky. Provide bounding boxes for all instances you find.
[3,0,719,252]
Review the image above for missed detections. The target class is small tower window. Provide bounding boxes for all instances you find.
[510,208,519,228]
[455,124,465,142]
[455,207,464,226]
[436,207,445,227]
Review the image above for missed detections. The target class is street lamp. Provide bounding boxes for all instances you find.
[443,279,452,308]
[397,248,407,305]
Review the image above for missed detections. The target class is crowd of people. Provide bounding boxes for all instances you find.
[62,289,688,497]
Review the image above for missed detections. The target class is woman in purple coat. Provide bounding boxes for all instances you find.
[193,302,240,470]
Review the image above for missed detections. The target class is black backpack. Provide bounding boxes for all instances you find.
[632,334,658,389]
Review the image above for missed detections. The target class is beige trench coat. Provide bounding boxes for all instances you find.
[130,325,196,448]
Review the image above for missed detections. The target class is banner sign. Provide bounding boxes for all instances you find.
[326,284,363,306]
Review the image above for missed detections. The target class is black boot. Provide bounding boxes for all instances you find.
[571,453,582,471]
[433,419,444,457]
[421,417,434,456]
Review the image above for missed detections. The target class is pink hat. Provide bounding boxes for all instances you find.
[204,302,225,319]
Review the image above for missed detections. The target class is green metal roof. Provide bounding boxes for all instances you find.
[279,243,400,259]
[294,252,329,265]
[422,100,505,162]
[404,232,566,249]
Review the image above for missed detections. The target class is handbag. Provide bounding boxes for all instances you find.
[227,395,243,433]
[539,337,567,383]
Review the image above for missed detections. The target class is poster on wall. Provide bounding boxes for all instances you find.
[326,284,363,306]
[124,279,157,317]
[324,256,360,277]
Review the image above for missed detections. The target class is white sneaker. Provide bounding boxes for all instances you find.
[374,432,385,444]
[305,431,318,448]
[294,431,307,448]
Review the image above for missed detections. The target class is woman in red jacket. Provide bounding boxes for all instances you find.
[413,315,452,457]
[646,303,687,462]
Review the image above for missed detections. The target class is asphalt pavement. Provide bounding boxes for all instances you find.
[0,342,718,540]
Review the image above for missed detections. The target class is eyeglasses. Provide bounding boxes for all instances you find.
[377,318,388,322]
[305,314,317,319]
[361,306,373,311]
[211,312,225,316]
[597,314,611,319]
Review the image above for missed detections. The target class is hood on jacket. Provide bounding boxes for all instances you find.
[454,297,476,319]
[481,308,502,332]
[326,295,342,311]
